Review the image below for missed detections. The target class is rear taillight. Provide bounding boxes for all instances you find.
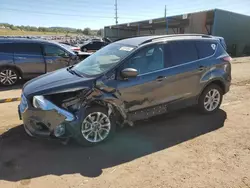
[222,56,232,73]
[73,48,80,52]
[222,56,232,62]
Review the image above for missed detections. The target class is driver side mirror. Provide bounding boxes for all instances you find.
[121,68,138,79]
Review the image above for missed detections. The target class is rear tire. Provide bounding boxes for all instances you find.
[0,67,19,86]
[73,106,116,146]
[198,84,223,114]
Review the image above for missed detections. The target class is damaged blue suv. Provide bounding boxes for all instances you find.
[18,34,231,146]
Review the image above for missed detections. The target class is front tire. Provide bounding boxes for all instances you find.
[0,67,19,86]
[73,106,116,146]
[198,84,223,114]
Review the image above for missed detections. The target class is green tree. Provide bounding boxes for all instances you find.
[83,28,91,35]
[97,29,103,36]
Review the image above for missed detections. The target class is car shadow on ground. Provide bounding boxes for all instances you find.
[0,80,25,92]
[0,108,227,181]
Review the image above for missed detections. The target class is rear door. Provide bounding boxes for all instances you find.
[42,44,71,72]
[0,43,14,66]
[13,42,45,79]
[156,40,203,108]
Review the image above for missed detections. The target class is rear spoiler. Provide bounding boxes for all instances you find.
[214,36,227,50]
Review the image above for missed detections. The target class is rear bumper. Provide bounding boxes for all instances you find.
[224,81,231,94]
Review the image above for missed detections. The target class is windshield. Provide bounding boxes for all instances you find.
[73,43,135,76]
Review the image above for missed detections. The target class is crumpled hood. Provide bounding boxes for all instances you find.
[23,68,96,98]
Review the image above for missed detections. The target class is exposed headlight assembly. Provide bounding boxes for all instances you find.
[33,96,51,110]
[32,95,74,121]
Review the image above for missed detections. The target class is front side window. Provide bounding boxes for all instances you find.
[169,41,198,66]
[123,44,164,75]
[44,44,66,57]
[73,43,135,76]
[14,43,42,55]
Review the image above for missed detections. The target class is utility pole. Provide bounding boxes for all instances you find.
[165,5,168,34]
[115,0,118,25]
[164,5,167,18]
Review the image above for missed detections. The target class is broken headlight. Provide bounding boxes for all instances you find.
[33,96,49,109]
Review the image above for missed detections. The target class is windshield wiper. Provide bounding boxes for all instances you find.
[67,66,82,77]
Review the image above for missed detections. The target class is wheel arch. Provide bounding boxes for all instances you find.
[86,99,127,126]
[0,64,23,78]
[200,78,226,96]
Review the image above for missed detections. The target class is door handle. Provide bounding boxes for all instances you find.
[16,57,26,60]
[198,66,205,71]
[156,76,166,82]
[47,60,53,64]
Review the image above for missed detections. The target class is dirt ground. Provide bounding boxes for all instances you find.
[0,57,250,188]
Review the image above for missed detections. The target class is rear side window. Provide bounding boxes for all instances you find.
[95,42,104,49]
[0,43,13,53]
[169,41,198,66]
[195,41,217,58]
[14,43,42,55]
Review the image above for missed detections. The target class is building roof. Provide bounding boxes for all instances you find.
[105,8,249,31]
[106,9,216,29]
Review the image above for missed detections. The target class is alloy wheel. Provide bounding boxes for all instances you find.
[0,69,18,85]
[204,89,221,112]
[81,112,111,143]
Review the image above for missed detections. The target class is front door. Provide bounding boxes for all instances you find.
[42,44,71,72]
[115,44,166,119]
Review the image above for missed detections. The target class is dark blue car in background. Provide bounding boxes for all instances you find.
[0,38,78,86]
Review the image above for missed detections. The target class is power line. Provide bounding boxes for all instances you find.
[1,3,114,14]
[18,0,115,7]
[3,8,114,19]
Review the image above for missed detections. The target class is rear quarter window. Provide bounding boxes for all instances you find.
[195,41,217,59]
[13,43,42,55]
[0,43,13,53]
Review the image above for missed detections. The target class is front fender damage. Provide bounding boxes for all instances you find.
[45,82,132,140]
[83,87,133,127]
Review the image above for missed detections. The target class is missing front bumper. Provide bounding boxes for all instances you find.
[19,96,76,138]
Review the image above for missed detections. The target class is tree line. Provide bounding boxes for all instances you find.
[0,23,102,35]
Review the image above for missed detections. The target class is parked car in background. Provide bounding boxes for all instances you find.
[19,34,231,146]
[80,38,112,52]
[0,38,78,86]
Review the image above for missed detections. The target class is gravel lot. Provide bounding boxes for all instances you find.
[0,57,250,188]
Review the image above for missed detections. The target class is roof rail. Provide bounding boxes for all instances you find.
[140,34,213,45]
